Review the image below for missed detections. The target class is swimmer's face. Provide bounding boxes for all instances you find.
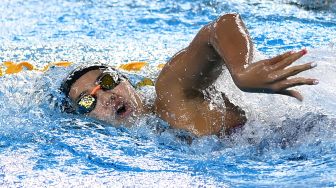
[68,69,146,126]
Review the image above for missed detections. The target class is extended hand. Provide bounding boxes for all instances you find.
[234,49,318,101]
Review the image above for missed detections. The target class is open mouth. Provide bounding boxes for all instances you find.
[115,102,132,118]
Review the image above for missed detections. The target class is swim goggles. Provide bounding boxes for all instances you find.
[76,71,127,114]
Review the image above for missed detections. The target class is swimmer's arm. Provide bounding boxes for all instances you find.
[158,13,317,100]
[209,14,318,100]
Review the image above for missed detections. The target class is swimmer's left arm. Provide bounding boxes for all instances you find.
[209,14,318,100]
[157,13,317,102]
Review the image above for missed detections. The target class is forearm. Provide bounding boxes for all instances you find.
[208,14,316,100]
[157,13,315,103]
[209,13,254,81]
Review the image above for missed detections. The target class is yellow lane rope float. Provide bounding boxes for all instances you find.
[0,61,166,86]
[119,61,148,71]
[0,61,72,76]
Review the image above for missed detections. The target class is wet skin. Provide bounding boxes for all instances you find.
[155,13,317,136]
[69,69,148,126]
[69,13,317,136]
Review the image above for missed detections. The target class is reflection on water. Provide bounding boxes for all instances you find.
[286,0,336,10]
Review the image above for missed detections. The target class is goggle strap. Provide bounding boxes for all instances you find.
[90,85,101,95]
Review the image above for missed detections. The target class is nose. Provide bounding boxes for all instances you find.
[95,89,122,107]
[89,85,115,106]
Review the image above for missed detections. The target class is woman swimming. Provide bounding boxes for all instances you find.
[60,13,318,137]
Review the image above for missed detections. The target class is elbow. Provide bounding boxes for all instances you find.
[209,13,241,42]
[211,13,241,29]
[214,13,240,26]
[209,12,250,52]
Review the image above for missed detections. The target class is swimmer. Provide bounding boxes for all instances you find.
[60,13,318,137]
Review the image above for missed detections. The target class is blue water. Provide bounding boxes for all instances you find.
[0,0,336,187]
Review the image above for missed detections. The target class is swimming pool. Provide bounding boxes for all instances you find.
[0,0,335,187]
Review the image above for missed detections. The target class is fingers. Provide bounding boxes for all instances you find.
[271,77,318,91]
[271,49,307,70]
[270,62,316,82]
[277,89,303,101]
[268,51,294,65]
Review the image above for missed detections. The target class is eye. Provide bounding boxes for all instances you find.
[77,95,96,114]
[99,74,117,90]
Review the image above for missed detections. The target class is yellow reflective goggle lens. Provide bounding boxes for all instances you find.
[77,95,96,114]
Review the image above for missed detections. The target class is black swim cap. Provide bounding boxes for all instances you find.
[60,65,109,97]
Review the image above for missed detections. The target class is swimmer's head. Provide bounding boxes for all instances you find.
[60,65,147,126]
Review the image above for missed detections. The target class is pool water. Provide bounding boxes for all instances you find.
[0,0,336,187]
